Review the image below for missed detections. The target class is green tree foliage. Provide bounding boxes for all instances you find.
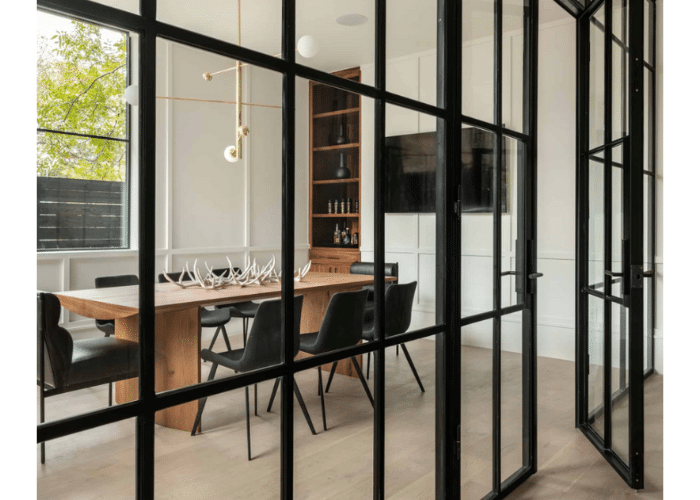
[37,19,127,180]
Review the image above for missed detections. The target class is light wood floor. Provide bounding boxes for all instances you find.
[37,336,663,499]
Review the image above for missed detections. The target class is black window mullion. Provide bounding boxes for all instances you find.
[373,1,387,499]
[281,0,296,499]
[435,1,461,499]
[602,0,613,451]
[492,0,504,493]
[136,0,156,498]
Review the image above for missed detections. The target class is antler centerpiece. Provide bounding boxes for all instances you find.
[162,256,312,290]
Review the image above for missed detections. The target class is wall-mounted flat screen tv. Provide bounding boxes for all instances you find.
[384,127,508,214]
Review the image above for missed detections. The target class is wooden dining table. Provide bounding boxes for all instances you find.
[55,271,395,432]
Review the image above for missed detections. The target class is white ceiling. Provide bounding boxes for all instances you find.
[108,0,572,72]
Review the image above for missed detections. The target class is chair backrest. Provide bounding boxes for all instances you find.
[235,295,304,372]
[95,274,139,288]
[349,261,399,280]
[37,292,74,390]
[158,268,241,284]
[385,281,418,337]
[314,289,369,352]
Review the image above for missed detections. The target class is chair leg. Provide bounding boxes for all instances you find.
[221,325,232,351]
[324,361,338,393]
[350,356,374,408]
[400,344,425,393]
[245,386,252,460]
[366,351,371,379]
[242,318,248,347]
[207,326,221,351]
[254,384,258,416]
[108,382,113,407]
[396,345,399,356]
[40,388,45,464]
[191,363,218,436]
[317,367,327,431]
[267,377,280,412]
[293,380,317,435]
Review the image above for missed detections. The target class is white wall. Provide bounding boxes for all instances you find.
[37,39,310,342]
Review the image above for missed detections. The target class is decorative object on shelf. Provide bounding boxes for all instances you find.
[351,232,359,246]
[335,119,345,144]
[328,199,332,214]
[335,152,351,179]
[161,256,312,290]
[342,227,351,246]
[334,199,339,213]
[355,198,359,213]
[333,224,341,245]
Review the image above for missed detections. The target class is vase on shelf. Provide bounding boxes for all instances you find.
[335,119,345,145]
[335,152,351,179]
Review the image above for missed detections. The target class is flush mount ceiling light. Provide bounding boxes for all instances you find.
[335,13,368,26]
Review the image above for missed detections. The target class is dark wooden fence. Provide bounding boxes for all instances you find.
[37,177,128,251]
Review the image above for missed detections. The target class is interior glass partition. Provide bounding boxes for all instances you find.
[36,1,540,499]
[576,0,655,490]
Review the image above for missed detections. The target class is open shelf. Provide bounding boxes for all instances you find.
[312,143,360,152]
[313,108,360,119]
[313,213,359,218]
[312,178,360,185]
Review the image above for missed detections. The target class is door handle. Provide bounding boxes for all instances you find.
[528,273,543,279]
[604,270,624,277]
[501,271,517,276]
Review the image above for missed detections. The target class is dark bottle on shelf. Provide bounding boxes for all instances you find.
[333,224,340,246]
[355,198,359,213]
[334,199,339,214]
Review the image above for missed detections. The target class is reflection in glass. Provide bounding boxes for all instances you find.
[502,136,525,308]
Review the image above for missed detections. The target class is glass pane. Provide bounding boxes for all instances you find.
[611,146,624,299]
[644,174,654,372]
[90,0,139,13]
[611,11,628,142]
[158,0,281,55]
[501,311,524,481]
[37,11,129,139]
[156,382,280,498]
[294,366,373,498]
[463,0,495,123]
[588,295,605,438]
[504,0,527,133]
[384,105,438,330]
[644,0,654,66]
[386,336,436,499]
[461,319,493,498]
[38,419,136,499]
[462,127,497,318]
[644,68,653,174]
[387,0,437,105]
[611,303,630,464]
[588,159,605,288]
[297,0,374,77]
[502,136,525,308]
[589,6,605,149]
[155,39,284,417]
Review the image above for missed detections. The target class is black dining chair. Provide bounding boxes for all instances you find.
[94,274,139,406]
[94,274,140,338]
[190,296,317,461]
[349,261,400,364]
[211,267,260,346]
[158,272,232,351]
[38,292,139,464]
[268,289,372,432]
[362,281,424,392]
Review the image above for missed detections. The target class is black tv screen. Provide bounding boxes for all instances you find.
[384,127,508,214]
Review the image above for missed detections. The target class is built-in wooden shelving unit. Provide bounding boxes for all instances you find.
[308,67,361,273]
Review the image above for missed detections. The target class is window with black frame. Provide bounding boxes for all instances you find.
[37,11,130,251]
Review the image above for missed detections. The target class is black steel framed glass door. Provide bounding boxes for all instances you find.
[576,0,648,489]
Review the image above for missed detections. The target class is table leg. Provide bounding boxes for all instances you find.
[115,307,202,431]
[296,288,362,379]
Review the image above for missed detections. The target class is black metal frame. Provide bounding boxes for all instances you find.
[35,1,540,499]
[574,0,654,490]
[36,11,132,253]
